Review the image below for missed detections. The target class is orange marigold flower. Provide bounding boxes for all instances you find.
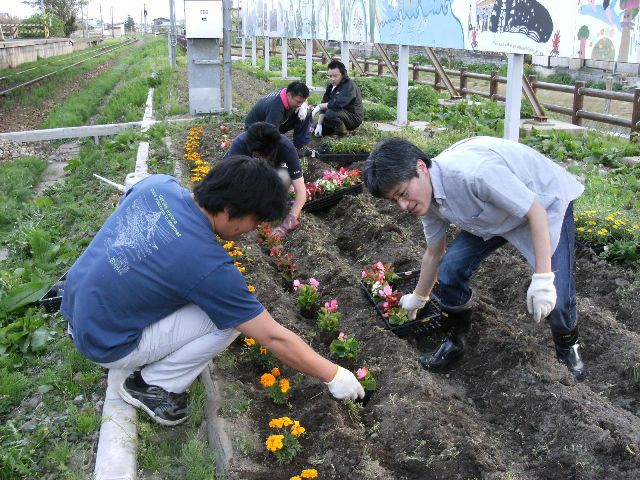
[291,420,305,437]
[259,346,267,354]
[281,416,293,427]
[269,417,284,428]
[248,285,256,293]
[300,469,318,479]
[279,378,290,393]
[271,367,281,377]
[265,434,284,452]
[260,373,276,388]
[243,337,256,347]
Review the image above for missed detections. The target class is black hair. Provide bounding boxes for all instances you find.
[286,81,309,98]
[327,60,347,77]
[244,122,281,161]
[364,137,432,198]
[194,155,287,222]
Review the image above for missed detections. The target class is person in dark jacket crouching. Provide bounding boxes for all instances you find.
[312,60,363,137]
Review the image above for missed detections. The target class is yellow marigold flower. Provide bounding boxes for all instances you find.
[634,225,639,230]
[266,434,284,452]
[223,241,234,250]
[269,417,284,428]
[281,417,293,427]
[243,337,256,347]
[237,266,246,273]
[301,469,318,479]
[259,346,267,354]
[279,378,290,393]
[291,420,305,436]
[271,367,281,377]
[261,373,276,387]
[588,220,597,226]
[577,227,585,232]
[248,285,256,293]
[290,477,302,480]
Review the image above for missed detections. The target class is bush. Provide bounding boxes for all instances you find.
[354,78,388,104]
[21,13,65,38]
[363,103,395,121]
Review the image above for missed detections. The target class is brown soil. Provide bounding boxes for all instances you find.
[195,70,640,479]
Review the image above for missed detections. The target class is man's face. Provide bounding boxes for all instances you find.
[385,160,433,216]
[328,68,343,87]
[287,93,307,109]
[214,210,260,240]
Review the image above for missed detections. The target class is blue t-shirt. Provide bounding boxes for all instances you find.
[60,175,264,363]
[223,132,302,180]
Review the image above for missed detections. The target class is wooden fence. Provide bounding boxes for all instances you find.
[232,42,640,139]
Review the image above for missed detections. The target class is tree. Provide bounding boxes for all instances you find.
[124,15,135,33]
[24,0,82,37]
[21,13,65,37]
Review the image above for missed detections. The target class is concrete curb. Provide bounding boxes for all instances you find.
[201,362,234,477]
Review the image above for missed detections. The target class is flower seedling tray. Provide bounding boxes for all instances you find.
[315,152,370,167]
[38,273,67,313]
[303,184,363,213]
[360,270,443,337]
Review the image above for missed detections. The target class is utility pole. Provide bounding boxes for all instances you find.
[169,0,177,67]
[100,3,104,36]
[111,6,114,38]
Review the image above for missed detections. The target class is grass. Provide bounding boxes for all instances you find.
[0,156,47,236]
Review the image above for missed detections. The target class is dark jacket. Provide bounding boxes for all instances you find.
[321,77,363,122]
[245,88,296,130]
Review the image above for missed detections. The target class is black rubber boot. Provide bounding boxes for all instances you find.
[420,308,472,371]
[553,329,586,381]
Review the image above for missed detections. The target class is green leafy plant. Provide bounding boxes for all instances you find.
[329,332,359,359]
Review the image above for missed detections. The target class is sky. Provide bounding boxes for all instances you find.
[3,0,186,23]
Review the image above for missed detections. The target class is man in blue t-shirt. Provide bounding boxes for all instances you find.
[224,122,306,238]
[61,156,363,426]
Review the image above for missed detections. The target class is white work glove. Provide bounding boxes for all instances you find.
[325,366,365,401]
[399,292,429,321]
[311,104,322,118]
[314,124,323,137]
[526,272,556,323]
[296,102,309,121]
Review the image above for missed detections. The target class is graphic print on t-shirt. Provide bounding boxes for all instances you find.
[104,188,181,275]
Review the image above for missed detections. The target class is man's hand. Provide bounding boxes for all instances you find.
[399,292,428,320]
[272,213,300,238]
[526,272,556,323]
[296,102,309,121]
[311,104,322,118]
[325,366,365,400]
[314,124,323,137]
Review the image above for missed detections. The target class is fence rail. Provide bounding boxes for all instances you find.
[230,42,640,139]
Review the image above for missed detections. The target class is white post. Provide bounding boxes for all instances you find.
[306,39,313,87]
[241,37,246,61]
[282,37,288,78]
[251,37,257,67]
[504,53,524,141]
[396,45,409,125]
[265,36,270,72]
[341,41,350,70]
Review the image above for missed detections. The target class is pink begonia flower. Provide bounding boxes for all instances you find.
[309,278,320,289]
[293,279,301,290]
[324,299,339,312]
[356,368,368,380]
[361,270,367,278]
[338,332,347,340]
[382,302,389,309]
[374,261,385,271]
[379,284,393,298]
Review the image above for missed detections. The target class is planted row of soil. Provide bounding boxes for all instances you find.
[193,121,640,478]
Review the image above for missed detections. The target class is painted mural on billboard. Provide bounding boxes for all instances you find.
[242,0,640,62]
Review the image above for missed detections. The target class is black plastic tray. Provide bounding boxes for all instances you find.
[360,270,442,337]
[303,183,363,213]
[38,273,67,313]
[315,152,369,167]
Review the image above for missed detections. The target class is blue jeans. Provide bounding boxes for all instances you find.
[438,203,577,333]
[280,111,311,148]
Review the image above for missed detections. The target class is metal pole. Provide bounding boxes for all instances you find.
[251,36,257,67]
[282,37,288,78]
[306,39,313,87]
[111,7,114,38]
[241,37,245,61]
[504,53,524,141]
[223,0,232,112]
[168,0,177,67]
[341,41,349,70]
[265,36,270,72]
[396,45,409,125]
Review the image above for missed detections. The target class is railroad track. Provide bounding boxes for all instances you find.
[0,38,138,97]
